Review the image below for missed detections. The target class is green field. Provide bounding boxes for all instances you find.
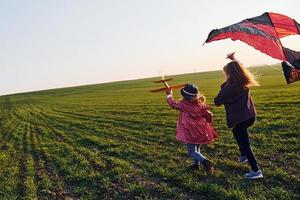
[0,65,299,199]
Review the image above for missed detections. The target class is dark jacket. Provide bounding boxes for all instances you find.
[214,82,256,128]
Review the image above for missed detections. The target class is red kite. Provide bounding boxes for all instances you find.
[205,12,300,84]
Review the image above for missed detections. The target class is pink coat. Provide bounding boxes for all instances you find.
[167,95,218,144]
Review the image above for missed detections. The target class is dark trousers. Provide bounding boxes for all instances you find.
[232,117,259,172]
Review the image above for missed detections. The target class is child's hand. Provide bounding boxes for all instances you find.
[204,110,213,123]
[165,88,173,95]
[227,52,236,60]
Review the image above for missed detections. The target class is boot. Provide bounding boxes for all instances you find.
[202,159,215,175]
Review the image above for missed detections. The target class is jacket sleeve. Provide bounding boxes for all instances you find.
[214,83,245,106]
[167,95,184,110]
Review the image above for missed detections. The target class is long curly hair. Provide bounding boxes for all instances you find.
[184,93,206,105]
[223,61,260,88]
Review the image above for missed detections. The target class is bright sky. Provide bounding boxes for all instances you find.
[1,0,299,95]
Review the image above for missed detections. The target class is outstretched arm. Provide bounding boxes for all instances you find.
[166,89,183,110]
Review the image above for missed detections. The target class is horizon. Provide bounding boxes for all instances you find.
[1,63,281,97]
[1,1,299,95]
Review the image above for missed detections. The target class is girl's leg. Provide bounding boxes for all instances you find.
[187,144,215,175]
[232,127,245,157]
[196,145,200,152]
[194,145,201,165]
[235,120,259,172]
[187,144,206,164]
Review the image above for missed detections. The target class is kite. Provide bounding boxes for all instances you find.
[205,12,300,84]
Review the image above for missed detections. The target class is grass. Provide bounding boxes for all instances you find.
[0,64,299,199]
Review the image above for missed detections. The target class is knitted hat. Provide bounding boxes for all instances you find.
[181,83,199,99]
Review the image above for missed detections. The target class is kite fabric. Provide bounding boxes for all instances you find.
[205,12,300,63]
[283,47,300,68]
[205,12,300,84]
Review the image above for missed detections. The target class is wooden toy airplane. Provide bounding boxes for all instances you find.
[150,76,187,92]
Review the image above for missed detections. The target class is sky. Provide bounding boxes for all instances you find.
[0,0,300,95]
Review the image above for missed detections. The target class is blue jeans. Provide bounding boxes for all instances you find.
[187,144,206,165]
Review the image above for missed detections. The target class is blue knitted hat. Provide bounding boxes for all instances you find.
[181,83,198,99]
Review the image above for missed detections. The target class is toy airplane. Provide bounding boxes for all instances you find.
[150,76,187,92]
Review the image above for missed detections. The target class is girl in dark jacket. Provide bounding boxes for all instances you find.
[214,55,263,179]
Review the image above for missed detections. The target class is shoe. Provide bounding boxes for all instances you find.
[238,156,248,164]
[244,170,263,179]
[201,159,215,175]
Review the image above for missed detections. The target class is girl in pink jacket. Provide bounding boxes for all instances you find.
[166,83,218,175]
